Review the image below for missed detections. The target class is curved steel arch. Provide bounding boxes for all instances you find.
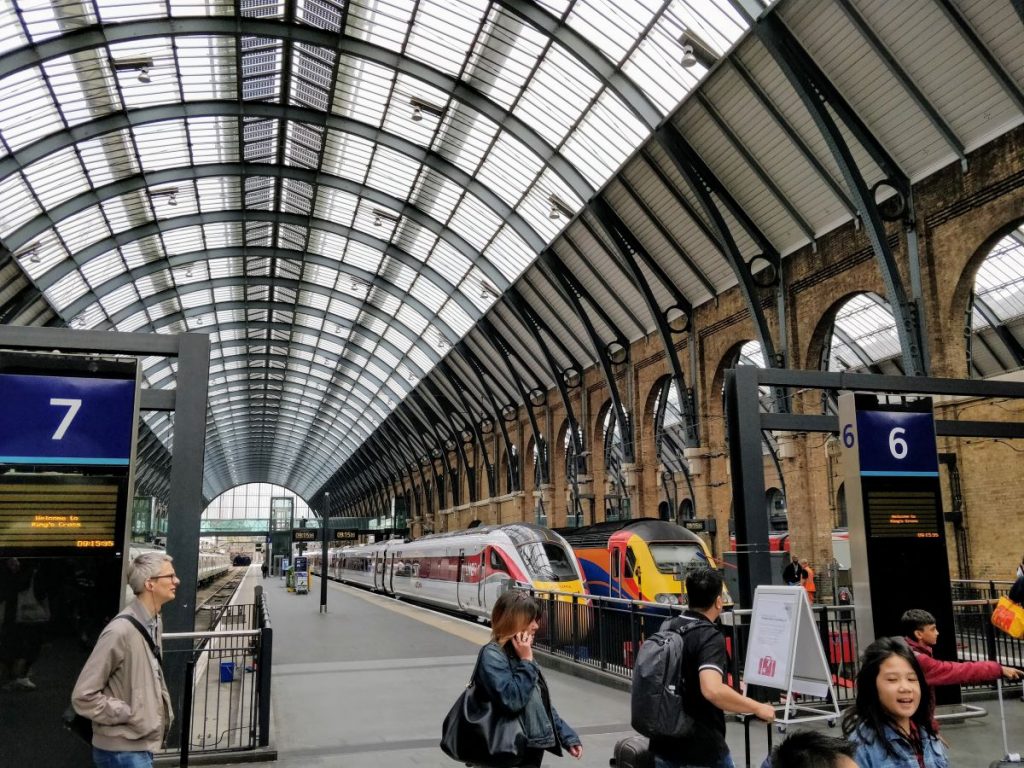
[0,17,594,201]
[11,166,511,298]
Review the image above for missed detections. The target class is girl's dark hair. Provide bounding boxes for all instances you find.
[842,636,935,757]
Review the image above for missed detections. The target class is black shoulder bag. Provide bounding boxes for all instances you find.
[63,614,162,744]
[440,646,528,768]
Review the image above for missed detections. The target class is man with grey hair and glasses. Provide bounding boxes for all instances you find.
[72,552,178,768]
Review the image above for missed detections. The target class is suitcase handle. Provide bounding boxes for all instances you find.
[740,713,774,768]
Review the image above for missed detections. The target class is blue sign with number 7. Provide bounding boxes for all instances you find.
[0,373,136,465]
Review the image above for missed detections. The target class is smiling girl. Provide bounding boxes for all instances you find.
[842,637,949,768]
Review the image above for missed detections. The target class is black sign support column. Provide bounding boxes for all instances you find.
[320,491,329,613]
[839,393,958,703]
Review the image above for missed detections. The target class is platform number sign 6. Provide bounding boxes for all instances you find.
[842,423,855,448]
[888,427,908,459]
[49,397,82,440]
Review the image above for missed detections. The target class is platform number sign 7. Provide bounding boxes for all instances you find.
[49,397,82,440]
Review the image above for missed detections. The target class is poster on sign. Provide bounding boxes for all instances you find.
[743,586,840,728]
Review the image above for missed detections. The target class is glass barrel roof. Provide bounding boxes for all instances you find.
[0,0,764,497]
[826,292,901,373]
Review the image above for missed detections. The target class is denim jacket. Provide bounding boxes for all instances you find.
[850,722,949,768]
[474,641,581,753]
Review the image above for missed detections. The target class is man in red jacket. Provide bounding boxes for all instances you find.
[902,608,1023,729]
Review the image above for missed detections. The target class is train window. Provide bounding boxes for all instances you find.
[516,542,577,582]
[649,542,707,574]
[625,547,636,579]
[489,549,510,572]
[611,549,620,580]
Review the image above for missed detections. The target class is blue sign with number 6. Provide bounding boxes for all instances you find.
[855,409,938,476]
[0,373,136,464]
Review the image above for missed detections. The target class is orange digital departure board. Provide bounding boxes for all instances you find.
[0,475,124,553]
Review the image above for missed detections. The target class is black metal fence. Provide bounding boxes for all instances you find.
[527,589,1023,704]
[162,586,273,766]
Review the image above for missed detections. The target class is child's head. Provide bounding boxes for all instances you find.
[843,637,933,743]
[900,608,938,646]
[769,730,857,768]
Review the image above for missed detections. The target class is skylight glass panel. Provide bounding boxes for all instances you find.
[516,45,600,147]
[562,90,648,186]
[164,226,206,255]
[409,274,446,314]
[133,122,191,171]
[0,68,61,151]
[834,294,901,364]
[45,270,90,311]
[81,250,126,287]
[178,36,235,100]
[434,108,499,176]
[342,239,384,273]
[182,288,214,309]
[345,0,412,53]
[57,207,111,253]
[438,297,473,337]
[101,195,149,233]
[313,186,359,226]
[119,236,162,269]
[44,55,116,128]
[974,230,1024,323]
[99,282,140,317]
[396,301,431,335]
[568,0,657,64]
[189,118,238,163]
[331,55,392,126]
[22,147,87,209]
[76,132,138,186]
[476,131,544,208]
[426,239,472,284]
[406,0,483,77]
[484,225,533,281]
[365,146,420,200]
[407,343,432,373]
[409,169,464,222]
[449,193,501,251]
[117,309,149,332]
[0,3,27,55]
[464,7,545,111]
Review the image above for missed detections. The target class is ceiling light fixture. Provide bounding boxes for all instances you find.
[548,195,574,221]
[371,208,400,228]
[409,97,446,122]
[681,45,696,68]
[137,67,151,83]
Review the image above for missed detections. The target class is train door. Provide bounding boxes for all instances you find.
[373,548,385,591]
[456,549,466,610]
[388,550,396,594]
[482,547,511,613]
[610,546,622,599]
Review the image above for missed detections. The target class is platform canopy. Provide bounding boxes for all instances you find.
[0,0,1021,510]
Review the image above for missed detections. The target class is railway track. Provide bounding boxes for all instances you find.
[195,567,246,632]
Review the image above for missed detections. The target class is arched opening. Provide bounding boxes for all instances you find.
[602,406,628,521]
[965,223,1024,378]
[653,377,695,520]
[765,487,788,533]
[562,421,586,528]
[678,498,695,521]
[836,482,848,529]
[202,482,312,561]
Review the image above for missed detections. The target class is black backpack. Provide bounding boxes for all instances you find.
[630,617,705,738]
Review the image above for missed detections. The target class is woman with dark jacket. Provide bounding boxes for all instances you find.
[474,591,583,767]
[842,637,949,768]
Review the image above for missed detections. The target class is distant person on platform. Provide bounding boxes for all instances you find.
[901,608,1023,729]
[261,561,268,579]
[72,552,177,768]
[782,555,805,587]
[800,559,816,603]
[1016,553,1024,580]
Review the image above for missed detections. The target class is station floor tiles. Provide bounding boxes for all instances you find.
[234,577,1024,768]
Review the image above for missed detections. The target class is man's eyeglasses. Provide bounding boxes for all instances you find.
[149,574,178,581]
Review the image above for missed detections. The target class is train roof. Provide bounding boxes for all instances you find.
[406,522,565,546]
[558,518,705,548]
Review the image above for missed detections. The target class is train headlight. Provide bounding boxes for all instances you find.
[654,593,679,605]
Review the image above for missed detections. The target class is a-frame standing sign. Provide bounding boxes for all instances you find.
[742,585,841,729]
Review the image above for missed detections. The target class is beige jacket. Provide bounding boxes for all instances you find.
[71,598,173,753]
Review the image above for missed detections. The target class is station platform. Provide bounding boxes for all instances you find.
[232,575,1024,767]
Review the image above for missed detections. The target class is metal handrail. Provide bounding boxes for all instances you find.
[164,630,259,640]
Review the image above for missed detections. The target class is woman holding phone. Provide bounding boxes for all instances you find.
[473,590,583,767]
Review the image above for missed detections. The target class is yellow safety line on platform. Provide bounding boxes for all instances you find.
[325,578,491,645]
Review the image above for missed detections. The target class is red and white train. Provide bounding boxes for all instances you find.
[308,522,587,620]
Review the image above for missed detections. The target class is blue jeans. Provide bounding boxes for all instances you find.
[654,754,735,768]
[92,747,153,768]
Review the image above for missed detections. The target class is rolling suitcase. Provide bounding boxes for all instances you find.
[609,734,654,768]
[990,679,1022,767]
[742,712,774,768]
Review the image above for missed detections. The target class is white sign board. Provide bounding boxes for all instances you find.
[743,586,840,725]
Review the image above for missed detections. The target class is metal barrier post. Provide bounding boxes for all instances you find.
[257,620,273,747]
[597,598,607,672]
[180,657,195,768]
[571,595,579,662]
[629,600,639,670]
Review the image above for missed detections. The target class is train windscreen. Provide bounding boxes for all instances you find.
[516,542,578,582]
[649,542,708,574]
